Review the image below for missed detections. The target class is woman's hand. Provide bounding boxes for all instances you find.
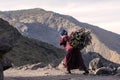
[61,35,66,38]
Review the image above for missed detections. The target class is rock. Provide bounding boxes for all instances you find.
[2,57,12,71]
[0,39,12,80]
[116,67,120,73]
[31,63,46,70]
[0,60,4,80]
[95,67,115,75]
[46,64,54,69]
[89,58,103,71]
[15,62,47,70]
[114,73,120,77]
[50,58,63,68]
[0,39,12,57]
[57,61,66,70]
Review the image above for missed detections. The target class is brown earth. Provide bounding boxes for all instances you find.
[4,68,120,80]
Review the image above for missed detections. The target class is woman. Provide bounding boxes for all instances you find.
[59,29,89,74]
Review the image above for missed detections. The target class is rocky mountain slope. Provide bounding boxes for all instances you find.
[0,18,65,66]
[0,8,120,65]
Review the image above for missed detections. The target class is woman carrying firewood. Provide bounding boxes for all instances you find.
[59,29,91,74]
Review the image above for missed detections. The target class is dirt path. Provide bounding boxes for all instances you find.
[4,68,120,80]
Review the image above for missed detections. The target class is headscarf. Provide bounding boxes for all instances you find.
[60,29,68,36]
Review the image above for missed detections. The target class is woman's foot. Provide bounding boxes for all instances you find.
[68,70,71,74]
[65,70,71,74]
[83,70,89,75]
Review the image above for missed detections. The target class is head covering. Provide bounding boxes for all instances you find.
[60,29,68,36]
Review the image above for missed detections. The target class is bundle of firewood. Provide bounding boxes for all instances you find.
[69,28,92,50]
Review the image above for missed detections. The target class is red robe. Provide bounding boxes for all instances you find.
[59,35,87,71]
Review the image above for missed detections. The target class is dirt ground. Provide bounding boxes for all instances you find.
[4,68,120,80]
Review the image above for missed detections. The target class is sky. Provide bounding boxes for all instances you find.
[0,0,120,34]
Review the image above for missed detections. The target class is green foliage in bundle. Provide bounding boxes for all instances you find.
[69,28,92,49]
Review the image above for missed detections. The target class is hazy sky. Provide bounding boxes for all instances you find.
[0,0,120,34]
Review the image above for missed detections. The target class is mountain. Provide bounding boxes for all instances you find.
[0,8,120,65]
[0,18,65,66]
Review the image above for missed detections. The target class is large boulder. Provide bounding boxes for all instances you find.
[116,67,120,73]
[95,67,116,75]
[89,58,103,71]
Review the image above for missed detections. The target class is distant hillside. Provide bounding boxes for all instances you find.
[0,18,65,66]
[0,8,120,65]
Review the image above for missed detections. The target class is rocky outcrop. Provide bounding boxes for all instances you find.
[116,67,120,73]
[0,39,13,80]
[95,67,116,75]
[89,58,103,71]
[0,62,3,80]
